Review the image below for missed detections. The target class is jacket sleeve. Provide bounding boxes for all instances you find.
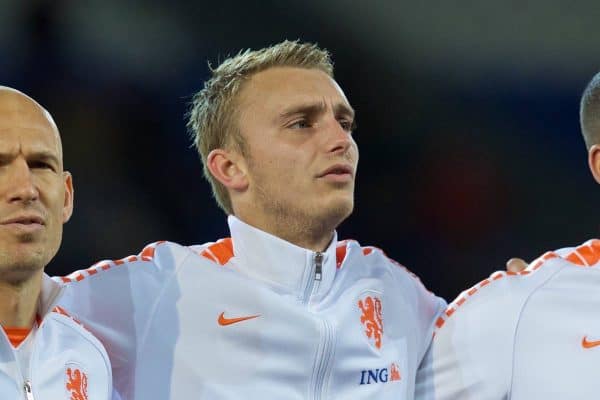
[415,271,522,400]
[414,279,447,365]
[54,241,190,399]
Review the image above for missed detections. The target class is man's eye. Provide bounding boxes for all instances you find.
[289,120,310,129]
[339,119,356,132]
[30,161,53,170]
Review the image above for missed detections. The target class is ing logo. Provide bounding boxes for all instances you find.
[359,362,402,385]
[65,366,88,400]
[358,295,383,350]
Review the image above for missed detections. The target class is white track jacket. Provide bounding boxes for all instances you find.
[57,216,445,399]
[0,274,113,400]
[416,239,600,399]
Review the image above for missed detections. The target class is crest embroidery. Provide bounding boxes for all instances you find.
[358,295,383,349]
[66,367,88,400]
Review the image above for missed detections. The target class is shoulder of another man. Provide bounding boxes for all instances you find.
[417,239,600,399]
[434,238,600,341]
[54,240,218,286]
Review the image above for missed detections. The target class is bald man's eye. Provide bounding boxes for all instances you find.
[29,161,55,171]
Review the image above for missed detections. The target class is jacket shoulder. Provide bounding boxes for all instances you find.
[435,252,565,334]
[340,240,432,292]
[55,240,211,285]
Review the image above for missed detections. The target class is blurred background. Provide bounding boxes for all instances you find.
[1,0,599,301]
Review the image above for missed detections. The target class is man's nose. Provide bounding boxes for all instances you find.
[6,159,39,204]
[326,119,353,155]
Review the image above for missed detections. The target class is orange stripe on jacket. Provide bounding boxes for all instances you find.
[52,306,87,330]
[201,238,234,266]
[59,241,166,283]
[565,241,600,267]
[433,249,570,332]
[336,240,360,268]
[140,240,166,259]
[199,238,359,269]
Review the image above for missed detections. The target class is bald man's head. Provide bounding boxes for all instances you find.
[0,86,73,283]
[0,87,63,161]
[580,74,600,150]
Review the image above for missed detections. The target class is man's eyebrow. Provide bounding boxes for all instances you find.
[278,101,328,121]
[28,151,60,166]
[333,103,355,119]
[278,101,355,121]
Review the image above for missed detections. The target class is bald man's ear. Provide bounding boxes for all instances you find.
[588,144,600,184]
[62,171,74,223]
[206,149,249,192]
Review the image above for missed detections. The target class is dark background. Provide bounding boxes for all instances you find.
[2,0,599,301]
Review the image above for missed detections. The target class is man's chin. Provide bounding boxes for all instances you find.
[322,198,354,228]
[0,262,44,286]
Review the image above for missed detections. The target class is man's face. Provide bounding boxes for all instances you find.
[0,89,73,282]
[235,67,358,231]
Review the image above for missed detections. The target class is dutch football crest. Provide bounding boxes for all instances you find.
[358,294,384,350]
[65,364,88,400]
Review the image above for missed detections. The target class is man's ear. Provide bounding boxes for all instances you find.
[62,171,74,223]
[206,149,249,191]
[588,144,600,184]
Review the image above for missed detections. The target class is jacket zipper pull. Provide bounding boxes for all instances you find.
[314,252,323,281]
[24,380,34,400]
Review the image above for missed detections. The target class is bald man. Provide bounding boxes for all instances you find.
[0,87,114,399]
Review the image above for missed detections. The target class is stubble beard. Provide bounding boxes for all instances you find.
[0,255,45,286]
[252,175,353,249]
[0,236,53,286]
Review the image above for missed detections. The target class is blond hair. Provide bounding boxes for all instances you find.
[187,40,334,214]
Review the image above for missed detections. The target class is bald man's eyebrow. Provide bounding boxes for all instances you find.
[27,151,61,170]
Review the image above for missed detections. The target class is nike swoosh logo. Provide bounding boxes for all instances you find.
[218,312,260,326]
[582,336,600,349]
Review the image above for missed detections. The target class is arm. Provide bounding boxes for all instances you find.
[55,241,183,399]
[415,272,519,400]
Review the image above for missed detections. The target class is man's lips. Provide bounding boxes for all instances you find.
[0,214,45,232]
[1,215,45,225]
[317,164,355,178]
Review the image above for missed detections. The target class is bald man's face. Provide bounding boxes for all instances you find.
[0,89,73,283]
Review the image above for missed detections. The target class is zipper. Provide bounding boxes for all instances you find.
[302,252,324,304]
[310,319,335,400]
[23,380,34,400]
[314,252,323,281]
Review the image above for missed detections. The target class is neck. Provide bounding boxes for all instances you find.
[236,213,335,252]
[0,270,42,328]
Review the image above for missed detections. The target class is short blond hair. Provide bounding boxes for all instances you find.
[187,40,334,214]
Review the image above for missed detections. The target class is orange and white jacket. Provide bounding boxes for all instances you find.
[416,239,600,399]
[56,216,445,400]
[0,274,114,400]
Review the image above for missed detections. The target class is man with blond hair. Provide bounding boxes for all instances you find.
[0,87,114,399]
[58,41,445,399]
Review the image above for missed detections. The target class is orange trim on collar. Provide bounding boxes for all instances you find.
[3,315,39,348]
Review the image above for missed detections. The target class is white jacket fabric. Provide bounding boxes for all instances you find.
[56,216,445,399]
[0,274,113,400]
[416,239,600,399]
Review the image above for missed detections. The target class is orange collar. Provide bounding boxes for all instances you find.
[3,315,41,348]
